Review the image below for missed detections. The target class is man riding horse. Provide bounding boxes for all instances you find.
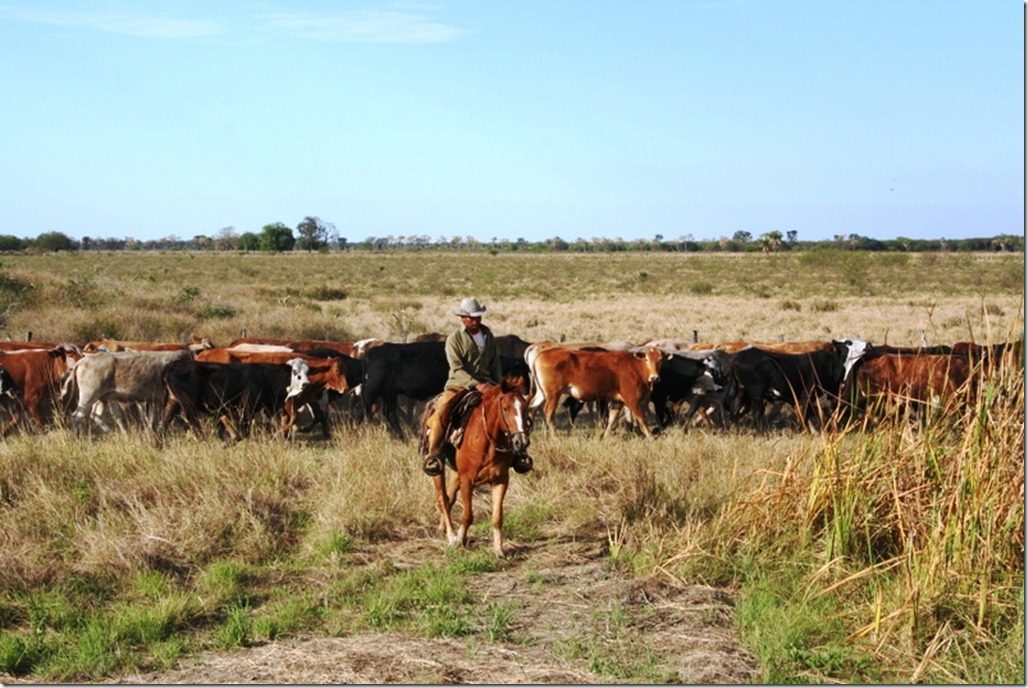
[421,297,533,477]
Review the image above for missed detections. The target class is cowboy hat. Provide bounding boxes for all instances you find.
[453,297,487,318]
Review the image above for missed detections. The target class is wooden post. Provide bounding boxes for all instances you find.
[691,330,698,343]
[26,331,32,342]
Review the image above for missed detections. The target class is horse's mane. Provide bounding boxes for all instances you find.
[491,378,523,398]
[481,384,505,401]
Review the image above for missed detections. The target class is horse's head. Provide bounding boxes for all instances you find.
[496,388,531,456]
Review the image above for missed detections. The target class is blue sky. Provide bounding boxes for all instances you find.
[0,1,1022,244]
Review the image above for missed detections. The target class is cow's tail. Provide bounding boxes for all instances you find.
[59,357,81,405]
[524,345,545,409]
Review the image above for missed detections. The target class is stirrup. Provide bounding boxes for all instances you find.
[423,454,444,477]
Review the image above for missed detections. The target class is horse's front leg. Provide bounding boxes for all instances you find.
[433,473,458,544]
[456,477,475,548]
[490,477,509,558]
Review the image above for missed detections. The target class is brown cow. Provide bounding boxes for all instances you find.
[0,340,66,352]
[852,352,974,418]
[952,340,1024,377]
[83,335,213,353]
[0,345,81,434]
[710,340,834,355]
[227,336,355,357]
[280,358,353,437]
[410,332,447,343]
[527,346,665,438]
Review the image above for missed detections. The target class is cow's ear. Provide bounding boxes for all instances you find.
[633,350,645,359]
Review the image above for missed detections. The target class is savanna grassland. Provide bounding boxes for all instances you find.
[0,250,1023,684]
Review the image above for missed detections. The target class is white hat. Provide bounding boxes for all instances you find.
[453,297,487,318]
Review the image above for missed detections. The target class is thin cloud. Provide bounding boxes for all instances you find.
[260,10,463,44]
[0,5,223,39]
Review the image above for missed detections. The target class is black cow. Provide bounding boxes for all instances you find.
[866,344,953,357]
[495,334,533,360]
[649,352,727,429]
[161,358,308,440]
[728,339,869,433]
[360,342,534,436]
[360,342,449,436]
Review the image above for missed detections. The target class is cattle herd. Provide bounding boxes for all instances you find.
[0,330,1020,442]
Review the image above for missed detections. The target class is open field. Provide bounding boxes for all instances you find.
[0,250,1022,347]
[0,250,1022,684]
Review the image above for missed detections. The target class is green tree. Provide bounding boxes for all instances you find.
[259,223,295,252]
[33,231,78,252]
[238,233,260,251]
[295,216,331,252]
[0,235,26,252]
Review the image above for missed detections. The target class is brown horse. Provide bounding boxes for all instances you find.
[431,381,532,557]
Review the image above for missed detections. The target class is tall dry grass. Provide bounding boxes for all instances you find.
[663,355,1025,683]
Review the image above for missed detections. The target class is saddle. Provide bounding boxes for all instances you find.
[445,389,483,450]
[418,389,484,471]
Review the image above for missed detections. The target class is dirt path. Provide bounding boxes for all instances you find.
[112,529,759,685]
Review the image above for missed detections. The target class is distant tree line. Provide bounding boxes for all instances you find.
[1,222,1022,254]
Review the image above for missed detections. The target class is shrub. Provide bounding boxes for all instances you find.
[689,281,714,295]
[809,299,839,312]
[196,305,235,320]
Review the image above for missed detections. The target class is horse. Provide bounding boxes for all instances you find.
[428,380,532,557]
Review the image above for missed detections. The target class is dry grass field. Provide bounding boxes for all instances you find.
[0,250,1022,684]
[0,250,1021,347]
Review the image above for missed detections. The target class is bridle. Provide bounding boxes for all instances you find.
[486,391,531,456]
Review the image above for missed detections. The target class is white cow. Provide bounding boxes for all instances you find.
[63,349,195,434]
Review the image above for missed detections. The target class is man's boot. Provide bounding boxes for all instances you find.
[512,454,533,474]
[422,424,445,477]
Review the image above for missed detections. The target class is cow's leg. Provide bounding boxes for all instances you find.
[0,401,23,436]
[619,397,654,439]
[109,401,131,435]
[382,394,404,436]
[601,401,622,438]
[677,394,707,429]
[541,392,561,434]
[489,478,509,558]
[563,397,584,425]
[751,390,769,433]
